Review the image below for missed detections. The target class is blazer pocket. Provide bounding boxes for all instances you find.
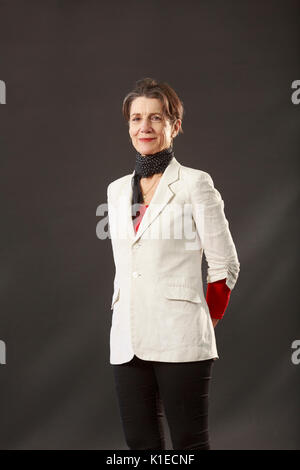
[165,285,201,304]
[111,287,120,310]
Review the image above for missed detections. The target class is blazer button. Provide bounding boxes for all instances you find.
[132,271,139,278]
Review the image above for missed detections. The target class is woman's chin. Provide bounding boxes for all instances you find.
[138,145,159,155]
[137,142,165,155]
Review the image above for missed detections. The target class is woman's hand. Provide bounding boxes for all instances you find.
[212,318,219,328]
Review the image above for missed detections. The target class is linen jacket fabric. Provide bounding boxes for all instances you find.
[107,156,240,365]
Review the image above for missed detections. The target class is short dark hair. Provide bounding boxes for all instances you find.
[122,77,184,135]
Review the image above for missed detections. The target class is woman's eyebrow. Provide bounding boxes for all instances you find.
[130,112,162,116]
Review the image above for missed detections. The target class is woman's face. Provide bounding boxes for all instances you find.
[128,96,180,155]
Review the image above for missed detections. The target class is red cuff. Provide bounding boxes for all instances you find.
[206,278,231,320]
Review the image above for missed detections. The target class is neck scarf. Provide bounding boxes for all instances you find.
[131,145,174,219]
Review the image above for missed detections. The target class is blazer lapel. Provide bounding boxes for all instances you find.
[121,156,181,244]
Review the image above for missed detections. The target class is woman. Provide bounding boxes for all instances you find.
[107,78,240,450]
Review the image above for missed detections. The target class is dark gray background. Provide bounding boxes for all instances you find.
[0,0,299,450]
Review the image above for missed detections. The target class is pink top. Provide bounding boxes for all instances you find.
[133,204,149,233]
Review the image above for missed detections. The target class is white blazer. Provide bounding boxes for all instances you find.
[107,156,240,364]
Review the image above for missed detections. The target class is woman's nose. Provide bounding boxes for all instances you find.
[139,119,153,131]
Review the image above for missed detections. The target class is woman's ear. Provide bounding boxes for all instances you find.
[172,119,181,138]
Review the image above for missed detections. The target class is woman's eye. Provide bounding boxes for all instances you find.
[131,116,161,122]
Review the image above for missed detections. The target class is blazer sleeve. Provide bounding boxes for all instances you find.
[190,171,240,291]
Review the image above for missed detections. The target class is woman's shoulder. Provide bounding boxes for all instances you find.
[107,173,132,198]
[179,163,213,185]
[178,164,220,201]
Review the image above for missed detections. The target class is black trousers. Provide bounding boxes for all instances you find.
[112,354,214,450]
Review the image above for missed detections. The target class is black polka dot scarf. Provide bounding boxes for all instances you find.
[131,145,174,219]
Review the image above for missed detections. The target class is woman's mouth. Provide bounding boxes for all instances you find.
[139,138,156,142]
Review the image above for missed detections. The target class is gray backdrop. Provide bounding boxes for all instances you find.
[0,0,299,450]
